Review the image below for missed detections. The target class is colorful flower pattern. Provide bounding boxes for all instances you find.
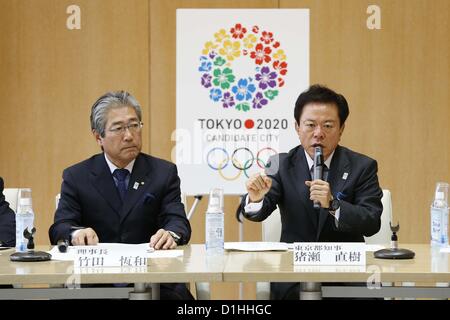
[199,23,288,111]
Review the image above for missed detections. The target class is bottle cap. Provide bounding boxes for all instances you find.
[19,198,32,206]
[435,191,445,200]
[207,188,223,213]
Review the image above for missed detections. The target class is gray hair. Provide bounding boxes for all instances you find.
[90,91,142,137]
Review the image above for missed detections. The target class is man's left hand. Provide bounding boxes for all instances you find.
[149,229,177,250]
[305,179,332,208]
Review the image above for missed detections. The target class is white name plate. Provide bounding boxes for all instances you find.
[74,246,148,268]
[74,266,148,274]
[293,242,366,266]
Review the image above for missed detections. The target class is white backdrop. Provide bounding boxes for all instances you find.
[176,9,309,195]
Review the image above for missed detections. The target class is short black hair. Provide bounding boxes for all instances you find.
[294,84,349,126]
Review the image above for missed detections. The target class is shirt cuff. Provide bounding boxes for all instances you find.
[244,195,263,213]
[70,229,82,244]
[167,230,181,244]
[332,207,341,227]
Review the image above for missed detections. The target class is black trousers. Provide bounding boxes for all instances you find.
[81,283,194,300]
[271,282,376,300]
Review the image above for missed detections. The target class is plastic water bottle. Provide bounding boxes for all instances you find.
[430,182,449,247]
[15,188,35,252]
[205,188,224,255]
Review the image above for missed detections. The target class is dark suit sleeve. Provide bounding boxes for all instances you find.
[48,169,83,244]
[336,159,383,237]
[240,155,282,222]
[0,177,16,247]
[157,165,191,245]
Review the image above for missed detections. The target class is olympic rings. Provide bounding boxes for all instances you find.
[243,158,264,178]
[256,147,277,169]
[218,158,243,181]
[206,147,229,170]
[206,147,278,180]
[231,147,254,170]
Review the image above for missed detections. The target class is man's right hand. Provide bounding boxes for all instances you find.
[71,228,99,246]
[246,173,272,203]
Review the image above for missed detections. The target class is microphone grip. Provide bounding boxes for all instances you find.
[313,166,322,209]
[312,146,324,209]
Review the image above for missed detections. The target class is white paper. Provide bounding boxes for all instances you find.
[48,243,183,261]
[224,241,289,251]
[439,246,450,253]
[147,250,184,258]
[293,242,366,266]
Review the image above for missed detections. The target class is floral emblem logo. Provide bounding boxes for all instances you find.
[199,24,288,111]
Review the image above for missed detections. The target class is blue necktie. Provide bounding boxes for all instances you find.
[113,169,129,202]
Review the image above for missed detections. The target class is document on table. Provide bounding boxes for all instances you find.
[224,242,289,251]
[224,242,386,252]
[48,243,183,261]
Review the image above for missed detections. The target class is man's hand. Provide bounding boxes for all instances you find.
[149,229,177,250]
[71,228,99,246]
[246,172,272,203]
[305,179,332,208]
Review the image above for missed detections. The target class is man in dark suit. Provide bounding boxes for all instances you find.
[0,176,16,248]
[240,84,383,299]
[49,91,192,299]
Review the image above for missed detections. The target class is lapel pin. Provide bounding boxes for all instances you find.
[133,182,139,190]
[342,172,348,180]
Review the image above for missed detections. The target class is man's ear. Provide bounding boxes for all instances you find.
[339,123,345,136]
[93,130,102,146]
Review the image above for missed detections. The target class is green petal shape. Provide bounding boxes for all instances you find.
[264,90,279,100]
[236,103,250,112]
[214,57,226,66]
[213,68,221,77]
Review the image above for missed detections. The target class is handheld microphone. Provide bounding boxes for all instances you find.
[313,146,324,209]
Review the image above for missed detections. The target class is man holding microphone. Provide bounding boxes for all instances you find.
[240,84,383,299]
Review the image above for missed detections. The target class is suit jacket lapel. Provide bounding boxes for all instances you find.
[89,154,122,217]
[119,154,152,223]
[288,146,319,230]
[317,146,350,238]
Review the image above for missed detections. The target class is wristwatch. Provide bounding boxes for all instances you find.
[328,198,340,212]
[168,230,181,244]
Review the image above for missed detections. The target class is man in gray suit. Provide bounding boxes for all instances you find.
[240,84,383,299]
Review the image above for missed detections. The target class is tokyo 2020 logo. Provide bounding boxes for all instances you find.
[198,24,288,112]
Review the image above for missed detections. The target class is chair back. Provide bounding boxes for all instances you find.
[3,188,20,213]
[261,206,281,242]
[364,189,392,244]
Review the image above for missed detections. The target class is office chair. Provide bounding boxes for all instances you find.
[364,189,392,245]
[3,188,20,213]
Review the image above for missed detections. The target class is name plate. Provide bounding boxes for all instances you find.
[293,242,366,266]
[74,246,148,268]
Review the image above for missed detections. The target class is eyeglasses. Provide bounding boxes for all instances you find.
[301,121,337,133]
[108,122,143,135]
